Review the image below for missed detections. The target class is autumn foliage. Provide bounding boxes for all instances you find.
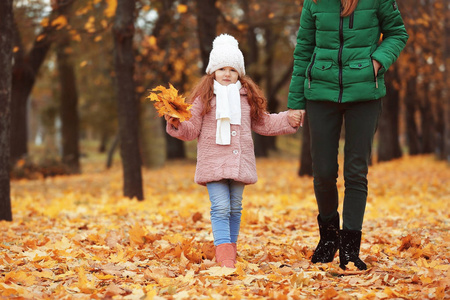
[148,84,192,122]
[1,155,449,299]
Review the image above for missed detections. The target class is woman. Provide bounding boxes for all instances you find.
[287,0,408,270]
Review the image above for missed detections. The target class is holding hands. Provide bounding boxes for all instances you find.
[288,109,306,128]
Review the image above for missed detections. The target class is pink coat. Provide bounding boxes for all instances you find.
[166,88,297,185]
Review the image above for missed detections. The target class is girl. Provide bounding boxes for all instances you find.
[165,34,299,268]
[287,0,408,270]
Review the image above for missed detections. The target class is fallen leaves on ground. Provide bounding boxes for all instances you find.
[1,155,449,299]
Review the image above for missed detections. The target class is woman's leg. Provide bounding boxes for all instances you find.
[307,100,343,222]
[206,180,231,246]
[342,99,382,231]
[339,99,381,270]
[229,181,245,244]
[307,100,344,263]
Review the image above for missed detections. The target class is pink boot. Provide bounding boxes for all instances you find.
[231,243,237,263]
[215,243,236,268]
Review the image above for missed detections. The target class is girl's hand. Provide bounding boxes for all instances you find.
[372,59,382,77]
[164,115,180,129]
[288,109,305,128]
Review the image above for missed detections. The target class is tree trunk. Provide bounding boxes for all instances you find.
[377,69,402,162]
[419,82,435,154]
[106,133,119,169]
[404,77,421,155]
[445,1,450,163]
[140,105,165,168]
[434,88,445,159]
[152,0,186,160]
[299,116,312,176]
[10,0,74,164]
[113,0,144,200]
[195,0,218,72]
[56,32,80,174]
[0,0,13,221]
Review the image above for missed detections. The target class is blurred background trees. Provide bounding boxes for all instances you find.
[4,0,449,201]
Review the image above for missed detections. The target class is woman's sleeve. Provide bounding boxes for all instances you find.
[371,0,409,75]
[287,0,315,110]
[166,98,203,141]
[251,111,298,136]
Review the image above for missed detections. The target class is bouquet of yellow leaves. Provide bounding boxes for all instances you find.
[147,83,192,122]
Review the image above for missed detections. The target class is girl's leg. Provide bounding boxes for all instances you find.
[206,180,231,246]
[307,100,343,222]
[229,180,245,244]
[343,99,382,231]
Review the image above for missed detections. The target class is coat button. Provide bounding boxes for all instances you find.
[358,64,362,67]
[231,131,237,136]
[233,150,238,154]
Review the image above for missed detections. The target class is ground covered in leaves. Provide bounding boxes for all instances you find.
[1,155,449,299]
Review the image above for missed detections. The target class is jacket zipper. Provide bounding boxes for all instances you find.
[338,10,344,103]
[308,53,317,88]
[349,12,354,29]
[370,55,379,88]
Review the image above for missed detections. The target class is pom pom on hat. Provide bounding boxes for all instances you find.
[206,34,245,77]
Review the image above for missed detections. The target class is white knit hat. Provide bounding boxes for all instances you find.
[205,34,245,77]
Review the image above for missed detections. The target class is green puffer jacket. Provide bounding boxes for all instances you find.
[287,0,408,109]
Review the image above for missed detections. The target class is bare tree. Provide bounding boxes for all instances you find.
[113,0,144,200]
[445,0,450,163]
[196,0,218,72]
[378,67,402,162]
[10,0,75,164]
[56,29,80,174]
[0,0,13,221]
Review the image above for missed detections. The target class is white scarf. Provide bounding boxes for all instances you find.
[214,80,242,145]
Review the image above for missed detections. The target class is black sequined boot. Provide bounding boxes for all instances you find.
[311,213,340,263]
[339,230,367,270]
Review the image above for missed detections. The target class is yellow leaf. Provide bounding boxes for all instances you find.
[177,4,188,13]
[148,36,157,47]
[36,34,46,42]
[94,274,116,280]
[129,223,147,246]
[5,271,36,286]
[80,61,88,68]
[94,36,102,42]
[70,30,81,42]
[201,266,236,276]
[13,47,20,53]
[104,0,117,18]
[51,15,68,30]
[147,83,192,122]
[85,16,96,33]
[40,17,49,27]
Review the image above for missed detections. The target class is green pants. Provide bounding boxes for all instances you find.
[306,99,382,231]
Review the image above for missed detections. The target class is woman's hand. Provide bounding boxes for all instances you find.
[372,59,382,77]
[164,115,180,129]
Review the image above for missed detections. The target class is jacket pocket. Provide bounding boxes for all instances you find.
[307,53,317,88]
[349,12,354,29]
[348,59,377,87]
[310,60,333,87]
[369,57,379,88]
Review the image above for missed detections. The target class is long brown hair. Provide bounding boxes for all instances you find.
[312,0,359,17]
[187,73,268,124]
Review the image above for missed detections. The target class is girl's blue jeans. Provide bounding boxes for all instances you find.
[206,179,245,246]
